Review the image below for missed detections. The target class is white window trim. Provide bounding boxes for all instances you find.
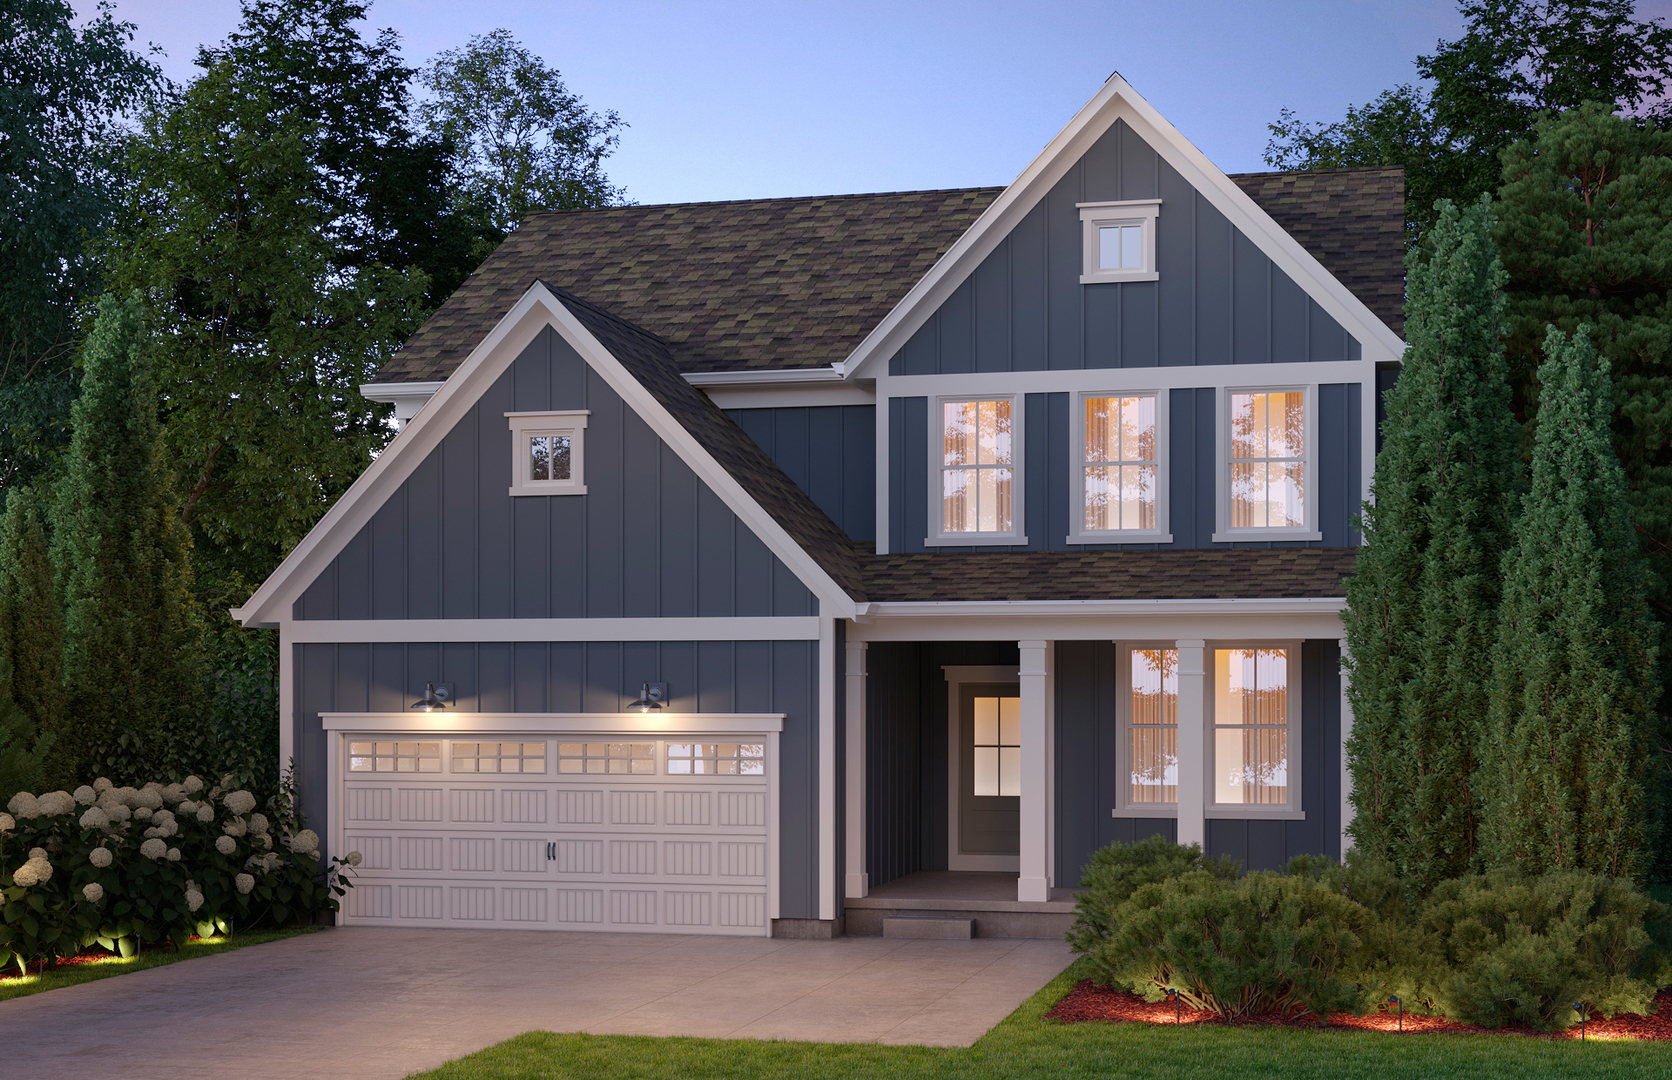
[506,410,589,497]
[1078,200,1161,284]
[1203,641,1305,820]
[1111,642,1179,819]
[1068,389,1172,545]
[925,394,1027,547]
[1211,385,1323,543]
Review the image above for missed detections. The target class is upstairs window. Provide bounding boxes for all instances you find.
[1216,389,1318,542]
[506,411,588,496]
[1078,200,1160,283]
[1075,393,1167,540]
[932,397,1023,543]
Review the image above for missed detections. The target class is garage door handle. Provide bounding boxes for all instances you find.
[546,842,555,861]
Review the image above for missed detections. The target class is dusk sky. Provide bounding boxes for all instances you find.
[73,1,1672,205]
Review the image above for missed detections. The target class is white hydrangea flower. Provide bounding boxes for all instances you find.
[223,790,257,816]
[28,848,46,860]
[153,808,175,824]
[73,785,96,805]
[133,787,163,811]
[161,783,184,805]
[79,806,110,831]
[92,777,113,793]
[182,775,203,794]
[166,847,181,861]
[12,862,40,887]
[247,813,269,834]
[112,786,140,808]
[215,835,236,855]
[134,806,153,821]
[185,887,203,913]
[235,873,255,894]
[0,812,12,833]
[176,800,197,816]
[90,846,113,868]
[346,850,363,866]
[105,803,132,822]
[82,882,104,903]
[255,833,273,851]
[289,829,319,855]
[143,826,162,838]
[223,818,247,838]
[139,838,167,860]
[5,792,36,817]
[220,774,236,789]
[263,852,281,872]
[37,791,75,816]
[195,804,214,823]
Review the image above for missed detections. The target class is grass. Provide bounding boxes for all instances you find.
[0,927,318,1002]
[413,958,1667,1080]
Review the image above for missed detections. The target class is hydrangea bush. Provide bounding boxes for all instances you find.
[1,768,355,973]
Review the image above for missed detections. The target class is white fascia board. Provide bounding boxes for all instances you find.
[840,75,1404,381]
[684,369,844,387]
[320,712,785,734]
[360,380,445,414]
[861,597,1346,618]
[235,282,859,629]
[284,616,821,643]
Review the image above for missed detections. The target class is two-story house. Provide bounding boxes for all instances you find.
[232,75,1404,939]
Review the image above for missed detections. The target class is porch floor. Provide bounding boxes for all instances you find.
[845,873,1080,939]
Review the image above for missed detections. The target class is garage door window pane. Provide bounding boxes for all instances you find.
[452,741,546,774]
[667,742,765,775]
[350,741,439,773]
[557,742,654,774]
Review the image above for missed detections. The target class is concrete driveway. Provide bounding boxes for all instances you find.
[1,927,1074,1080]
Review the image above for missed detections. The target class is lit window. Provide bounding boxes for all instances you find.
[452,741,546,774]
[940,399,1015,535]
[1078,200,1160,283]
[1128,649,1177,805]
[1229,391,1306,529]
[349,741,440,773]
[1213,649,1290,806]
[506,411,588,496]
[557,742,654,775]
[666,742,765,775]
[1082,395,1156,532]
[971,696,1020,797]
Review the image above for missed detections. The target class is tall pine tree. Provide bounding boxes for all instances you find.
[1483,326,1661,878]
[0,486,64,787]
[1343,197,1522,891]
[52,294,205,783]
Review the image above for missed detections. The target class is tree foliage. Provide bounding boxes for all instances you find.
[1484,325,1660,879]
[50,294,206,784]
[1343,198,1521,891]
[0,0,162,494]
[1265,1,1672,238]
[0,487,63,787]
[419,27,628,236]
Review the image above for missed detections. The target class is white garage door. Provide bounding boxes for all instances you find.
[329,721,777,937]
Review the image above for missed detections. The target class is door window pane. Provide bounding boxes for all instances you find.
[1129,648,1178,804]
[971,695,1020,796]
[1213,649,1289,804]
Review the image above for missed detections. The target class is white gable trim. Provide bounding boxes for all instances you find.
[233,282,859,628]
[839,75,1405,380]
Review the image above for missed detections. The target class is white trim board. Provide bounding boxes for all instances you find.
[283,617,822,644]
[838,74,1404,382]
[879,360,1378,396]
[233,282,861,629]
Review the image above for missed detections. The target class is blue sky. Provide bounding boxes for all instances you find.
[76,1,1671,205]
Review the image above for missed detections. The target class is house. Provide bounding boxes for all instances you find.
[231,75,1404,938]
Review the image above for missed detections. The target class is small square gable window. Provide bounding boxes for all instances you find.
[1078,200,1160,283]
[506,411,588,496]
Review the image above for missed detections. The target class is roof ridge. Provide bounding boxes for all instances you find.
[1227,165,1405,179]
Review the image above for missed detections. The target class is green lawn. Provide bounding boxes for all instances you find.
[415,960,1665,1080]
[0,927,318,1002]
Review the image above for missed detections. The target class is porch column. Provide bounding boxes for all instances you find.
[1339,636,1354,861]
[1175,639,1206,849]
[1018,640,1052,903]
[844,639,868,898]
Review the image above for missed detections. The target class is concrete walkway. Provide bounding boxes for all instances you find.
[2,927,1074,1080]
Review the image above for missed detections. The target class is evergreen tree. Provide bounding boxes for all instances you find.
[0,486,64,786]
[1343,198,1522,891]
[0,657,54,800]
[51,294,205,783]
[1483,326,1661,878]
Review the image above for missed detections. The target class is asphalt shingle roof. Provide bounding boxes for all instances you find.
[377,167,1404,383]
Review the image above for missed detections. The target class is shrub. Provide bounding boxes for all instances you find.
[1067,836,1239,973]
[1400,870,1668,1031]
[0,767,354,974]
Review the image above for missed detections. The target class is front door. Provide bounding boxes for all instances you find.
[956,683,1021,860]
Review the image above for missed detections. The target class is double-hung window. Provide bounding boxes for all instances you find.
[1210,647,1300,813]
[1214,389,1319,542]
[1071,392,1169,543]
[1113,646,1178,814]
[931,397,1023,544]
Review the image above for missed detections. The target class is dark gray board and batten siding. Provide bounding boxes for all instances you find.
[888,385,1361,553]
[886,119,1361,376]
[286,325,830,920]
[725,406,876,544]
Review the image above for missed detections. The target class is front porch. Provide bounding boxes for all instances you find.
[844,871,1080,939]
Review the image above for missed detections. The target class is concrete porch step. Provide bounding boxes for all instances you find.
[882,916,975,940]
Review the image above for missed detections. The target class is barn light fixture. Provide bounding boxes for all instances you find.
[410,682,451,711]
[627,682,666,713]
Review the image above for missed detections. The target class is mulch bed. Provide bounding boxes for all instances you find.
[1046,980,1672,1040]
